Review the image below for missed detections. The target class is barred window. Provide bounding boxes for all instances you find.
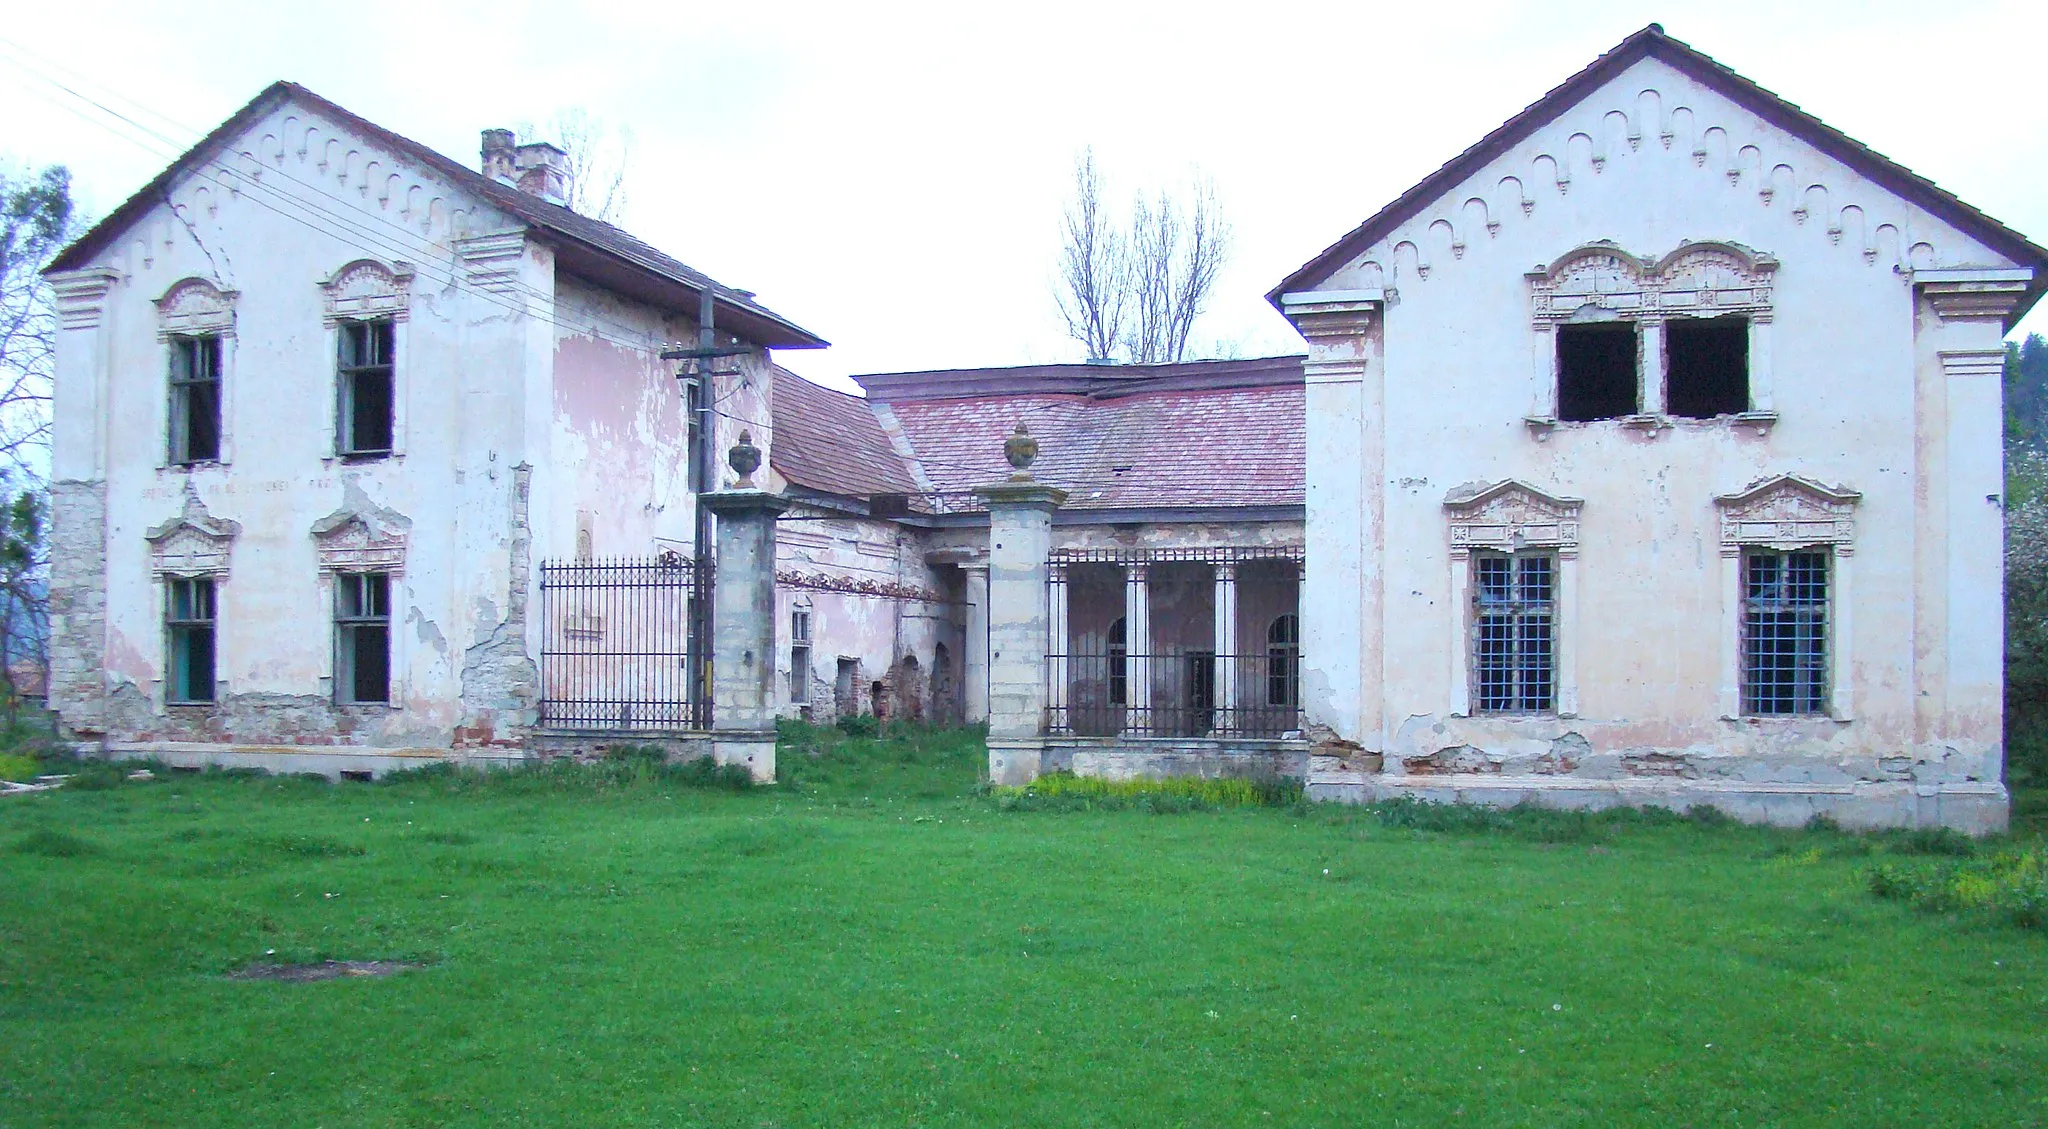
[337,320,395,457]
[165,576,217,704]
[790,608,812,704]
[1266,614,1300,708]
[1742,550,1828,716]
[335,572,391,704]
[1472,552,1554,713]
[169,334,222,464]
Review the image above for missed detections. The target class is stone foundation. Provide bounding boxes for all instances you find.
[1016,736,1310,781]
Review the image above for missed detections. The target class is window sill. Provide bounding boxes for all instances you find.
[1525,410,1779,441]
[162,460,228,472]
[327,452,400,466]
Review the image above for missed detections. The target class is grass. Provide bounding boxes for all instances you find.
[3,723,2047,1126]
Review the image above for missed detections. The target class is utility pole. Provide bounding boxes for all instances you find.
[661,289,752,725]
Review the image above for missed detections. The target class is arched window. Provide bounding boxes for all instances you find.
[1267,614,1300,708]
[1108,616,1128,706]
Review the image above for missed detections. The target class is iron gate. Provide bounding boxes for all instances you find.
[538,553,711,729]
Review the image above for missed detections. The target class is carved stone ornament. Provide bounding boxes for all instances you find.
[1444,480,1583,557]
[320,258,415,325]
[310,500,411,573]
[1004,423,1038,478]
[154,277,238,341]
[1528,240,1776,325]
[729,429,762,486]
[144,486,241,577]
[1714,474,1859,554]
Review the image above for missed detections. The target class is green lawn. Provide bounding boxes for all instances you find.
[3,727,2045,1127]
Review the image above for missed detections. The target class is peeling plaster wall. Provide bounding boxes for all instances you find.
[773,510,962,723]
[48,101,561,753]
[1292,56,2020,828]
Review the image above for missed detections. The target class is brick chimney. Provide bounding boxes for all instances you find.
[479,129,573,208]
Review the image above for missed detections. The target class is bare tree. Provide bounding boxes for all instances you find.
[1054,152,1230,365]
[519,109,634,224]
[1055,149,1126,363]
[0,165,74,471]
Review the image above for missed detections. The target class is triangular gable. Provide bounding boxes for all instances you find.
[45,83,824,349]
[1268,24,2048,324]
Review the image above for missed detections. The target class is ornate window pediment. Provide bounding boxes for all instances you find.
[1444,480,1583,556]
[1528,240,1776,324]
[155,277,238,340]
[145,489,241,576]
[310,500,411,572]
[320,258,414,325]
[1714,474,1859,553]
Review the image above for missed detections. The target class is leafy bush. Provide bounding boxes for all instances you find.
[993,771,1302,813]
[379,748,753,794]
[1869,847,2048,931]
[0,752,39,782]
[835,714,880,738]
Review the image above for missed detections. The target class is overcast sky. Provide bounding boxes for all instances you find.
[5,0,2044,392]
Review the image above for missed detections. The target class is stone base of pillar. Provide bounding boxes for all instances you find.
[987,737,1045,787]
[712,732,778,783]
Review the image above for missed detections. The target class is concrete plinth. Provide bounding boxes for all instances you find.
[702,487,792,782]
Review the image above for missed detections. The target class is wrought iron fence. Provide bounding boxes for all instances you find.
[538,554,711,730]
[1047,648,1300,738]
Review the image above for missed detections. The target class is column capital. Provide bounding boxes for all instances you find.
[46,267,122,330]
[1124,561,1150,582]
[1280,291,1383,342]
[701,488,793,518]
[1915,269,2033,325]
[975,480,1068,510]
[1213,561,1237,582]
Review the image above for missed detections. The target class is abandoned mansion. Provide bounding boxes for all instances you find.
[42,26,2045,830]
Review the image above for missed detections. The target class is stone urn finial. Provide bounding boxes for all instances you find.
[729,429,762,487]
[1004,422,1038,480]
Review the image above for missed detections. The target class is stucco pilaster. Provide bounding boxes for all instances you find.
[703,487,791,781]
[1281,292,1384,749]
[1912,270,2028,783]
[962,564,990,724]
[976,476,1067,784]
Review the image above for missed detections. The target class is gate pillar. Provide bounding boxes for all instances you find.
[976,424,1067,786]
[702,433,790,782]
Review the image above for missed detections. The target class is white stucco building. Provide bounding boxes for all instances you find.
[1267,25,2045,830]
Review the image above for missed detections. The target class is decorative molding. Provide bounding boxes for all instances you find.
[144,487,241,577]
[1283,296,1381,342]
[154,277,238,340]
[1916,276,2031,324]
[1443,480,1583,558]
[319,258,414,325]
[775,567,951,605]
[1527,240,1775,325]
[1938,349,2006,381]
[455,231,527,295]
[310,500,411,573]
[1714,474,1859,555]
[47,268,122,330]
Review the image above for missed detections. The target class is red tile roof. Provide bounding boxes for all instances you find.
[769,368,921,500]
[859,357,1305,511]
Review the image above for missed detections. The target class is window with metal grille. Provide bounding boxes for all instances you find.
[1472,552,1554,712]
[335,572,391,704]
[1267,614,1300,708]
[168,334,222,464]
[1742,550,1828,715]
[1107,616,1128,706]
[790,607,812,703]
[165,576,217,703]
[337,320,395,457]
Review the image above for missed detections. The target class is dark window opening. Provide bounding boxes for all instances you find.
[337,320,395,456]
[335,572,391,704]
[165,576,217,703]
[684,379,707,493]
[790,608,812,704]
[1556,322,1639,421]
[1666,316,1749,418]
[1741,550,1828,716]
[1107,616,1128,706]
[1267,614,1300,708]
[1473,552,1554,713]
[169,334,223,464]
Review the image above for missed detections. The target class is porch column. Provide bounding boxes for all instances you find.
[1047,561,1071,733]
[962,564,990,724]
[1213,562,1239,732]
[976,425,1068,785]
[701,436,790,782]
[1125,562,1152,736]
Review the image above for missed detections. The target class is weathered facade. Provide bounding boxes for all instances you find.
[44,83,821,777]
[1268,25,2046,830]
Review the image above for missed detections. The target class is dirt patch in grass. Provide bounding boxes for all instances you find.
[227,960,423,983]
